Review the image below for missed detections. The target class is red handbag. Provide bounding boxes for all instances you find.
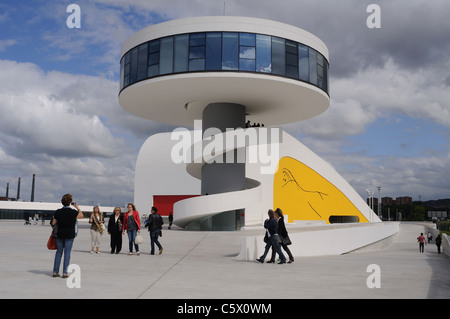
[47,234,57,250]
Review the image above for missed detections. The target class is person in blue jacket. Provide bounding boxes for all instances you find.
[256,209,286,264]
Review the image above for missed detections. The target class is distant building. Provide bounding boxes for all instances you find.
[368,196,413,206]
[382,197,393,205]
[396,196,412,205]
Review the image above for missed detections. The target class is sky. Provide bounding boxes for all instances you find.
[0,0,449,208]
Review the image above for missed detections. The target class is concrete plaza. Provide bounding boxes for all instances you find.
[0,220,449,299]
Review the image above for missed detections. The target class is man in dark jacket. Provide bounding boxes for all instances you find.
[256,210,286,264]
[146,206,164,255]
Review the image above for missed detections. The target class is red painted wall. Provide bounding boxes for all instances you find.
[153,195,199,216]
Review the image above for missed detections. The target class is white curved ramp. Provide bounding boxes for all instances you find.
[174,178,261,228]
[173,127,278,229]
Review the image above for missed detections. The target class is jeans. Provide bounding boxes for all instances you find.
[270,241,294,261]
[127,229,139,253]
[150,230,162,255]
[260,235,286,262]
[53,238,74,275]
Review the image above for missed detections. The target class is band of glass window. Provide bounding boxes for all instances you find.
[120,32,329,95]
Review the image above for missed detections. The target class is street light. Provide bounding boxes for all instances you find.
[377,186,381,220]
[366,188,373,222]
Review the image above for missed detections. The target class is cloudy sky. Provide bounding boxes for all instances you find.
[0,0,449,207]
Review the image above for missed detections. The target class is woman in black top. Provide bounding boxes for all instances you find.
[52,194,84,278]
[108,207,123,254]
[268,208,294,263]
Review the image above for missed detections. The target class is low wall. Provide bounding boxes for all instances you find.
[237,221,399,261]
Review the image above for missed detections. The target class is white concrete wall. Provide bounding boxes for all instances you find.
[443,234,450,258]
[134,133,200,214]
[237,222,400,260]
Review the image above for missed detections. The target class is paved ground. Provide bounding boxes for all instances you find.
[0,220,448,300]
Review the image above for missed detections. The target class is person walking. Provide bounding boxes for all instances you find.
[146,206,164,255]
[435,233,442,254]
[256,209,286,264]
[122,203,141,256]
[108,207,123,254]
[417,232,425,253]
[52,194,84,278]
[89,205,104,254]
[168,212,173,230]
[268,208,294,263]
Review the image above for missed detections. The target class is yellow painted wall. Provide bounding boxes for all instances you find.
[273,156,368,224]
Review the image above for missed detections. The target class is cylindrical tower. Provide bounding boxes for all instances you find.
[119,16,330,230]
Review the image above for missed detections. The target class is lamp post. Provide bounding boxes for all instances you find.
[377,186,381,220]
[366,188,373,222]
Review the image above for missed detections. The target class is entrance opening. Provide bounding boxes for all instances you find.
[328,215,359,223]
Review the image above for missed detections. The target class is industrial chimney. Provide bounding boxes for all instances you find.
[17,177,21,200]
[31,174,36,202]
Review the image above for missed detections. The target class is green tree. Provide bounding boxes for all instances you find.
[409,205,426,221]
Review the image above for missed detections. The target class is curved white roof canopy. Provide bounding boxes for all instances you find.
[119,16,330,127]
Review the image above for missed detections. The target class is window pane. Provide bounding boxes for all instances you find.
[286,52,298,66]
[130,47,138,84]
[160,37,173,75]
[189,46,205,59]
[272,37,285,76]
[318,64,324,78]
[256,34,271,73]
[137,43,148,81]
[323,60,328,93]
[309,48,317,85]
[222,32,238,70]
[149,40,160,53]
[148,64,158,77]
[240,33,255,46]
[286,65,298,79]
[317,52,324,66]
[149,52,159,65]
[189,59,205,71]
[286,40,297,54]
[298,44,309,81]
[120,58,124,89]
[240,46,255,59]
[206,32,222,70]
[190,33,205,46]
[240,59,255,71]
[174,34,189,72]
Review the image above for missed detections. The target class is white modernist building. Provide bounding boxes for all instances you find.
[119,16,399,257]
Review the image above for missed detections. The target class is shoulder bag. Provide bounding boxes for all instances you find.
[281,235,292,246]
[47,233,57,250]
[134,232,144,245]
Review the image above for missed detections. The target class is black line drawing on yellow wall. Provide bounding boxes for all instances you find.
[281,168,328,218]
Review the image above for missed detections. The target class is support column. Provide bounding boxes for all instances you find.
[200,102,246,230]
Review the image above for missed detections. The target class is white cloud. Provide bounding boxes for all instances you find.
[0,39,16,52]
[0,60,121,158]
[0,60,157,205]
